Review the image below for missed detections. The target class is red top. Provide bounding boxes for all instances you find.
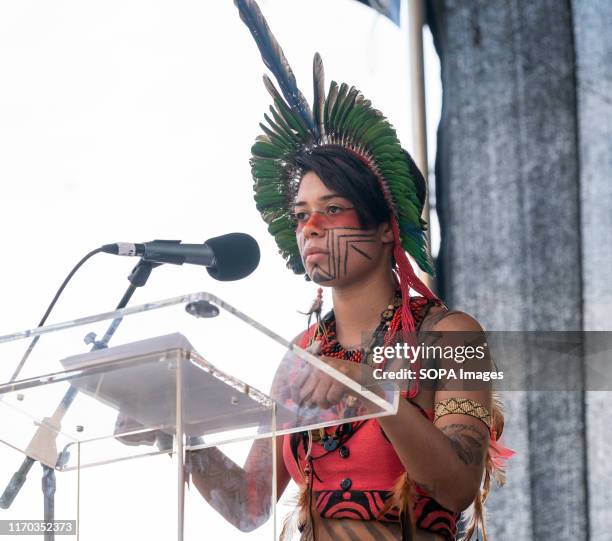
[282,412,460,540]
[282,297,461,540]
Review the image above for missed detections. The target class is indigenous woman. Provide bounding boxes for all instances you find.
[188,2,514,540]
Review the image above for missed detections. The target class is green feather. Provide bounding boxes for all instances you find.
[263,75,310,136]
[323,82,339,133]
[329,83,349,132]
[252,140,285,159]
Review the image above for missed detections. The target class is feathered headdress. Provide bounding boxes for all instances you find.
[235,0,438,335]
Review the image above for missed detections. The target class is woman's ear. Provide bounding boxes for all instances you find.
[378,221,395,244]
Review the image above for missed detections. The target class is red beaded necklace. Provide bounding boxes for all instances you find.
[314,289,403,366]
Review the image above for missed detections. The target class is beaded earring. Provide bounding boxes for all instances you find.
[300,287,326,340]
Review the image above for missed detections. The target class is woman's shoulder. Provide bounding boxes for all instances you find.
[290,330,309,347]
[289,322,320,348]
[414,297,484,333]
[433,310,483,331]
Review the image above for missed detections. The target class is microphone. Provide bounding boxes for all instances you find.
[101,233,260,281]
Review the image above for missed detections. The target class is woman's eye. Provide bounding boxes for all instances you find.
[327,205,343,215]
[293,211,309,222]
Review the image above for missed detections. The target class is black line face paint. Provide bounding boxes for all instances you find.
[335,233,376,277]
[349,244,374,260]
[304,227,378,284]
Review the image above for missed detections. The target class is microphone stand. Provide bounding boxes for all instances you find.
[1,259,159,540]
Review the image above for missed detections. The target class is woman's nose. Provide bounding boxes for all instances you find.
[301,212,326,237]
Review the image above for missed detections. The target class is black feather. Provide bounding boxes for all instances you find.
[312,53,325,138]
[235,0,316,135]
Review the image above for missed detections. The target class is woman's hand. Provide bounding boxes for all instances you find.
[291,353,373,410]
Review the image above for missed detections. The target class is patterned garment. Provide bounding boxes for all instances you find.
[283,296,461,541]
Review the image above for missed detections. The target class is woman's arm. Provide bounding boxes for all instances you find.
[188,434,290,531]
[188,332,303,531]
[376,312,490,512]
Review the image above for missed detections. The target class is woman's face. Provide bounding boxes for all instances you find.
[293,171,393,287]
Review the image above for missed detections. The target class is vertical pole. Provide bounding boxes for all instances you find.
[175,354,184,541]
[41,465,56,541]
[405,0,433,289]
[76,441,80,541]
[271,403,277,541]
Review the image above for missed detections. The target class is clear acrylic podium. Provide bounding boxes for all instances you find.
[0,292,398,540]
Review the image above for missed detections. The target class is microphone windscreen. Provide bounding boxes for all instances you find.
[205,233,261,281]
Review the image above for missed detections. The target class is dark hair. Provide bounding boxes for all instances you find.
[294,146,426,228]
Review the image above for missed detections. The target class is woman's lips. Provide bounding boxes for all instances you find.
[305,252,327,262]
[303,248,328,261]
[304,248,327,257]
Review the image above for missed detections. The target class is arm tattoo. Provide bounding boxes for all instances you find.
[187,439,273,531]
[440,423,487,466]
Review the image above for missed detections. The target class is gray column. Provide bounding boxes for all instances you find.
[572,1,612,540]
[426,1,589,539]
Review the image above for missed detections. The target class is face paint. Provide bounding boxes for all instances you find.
[299,226,377,283]
[294,207,361,233]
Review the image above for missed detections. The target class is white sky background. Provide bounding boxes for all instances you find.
[0,1,441,538]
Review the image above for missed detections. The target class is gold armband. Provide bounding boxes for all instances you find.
[434,397,491,429]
